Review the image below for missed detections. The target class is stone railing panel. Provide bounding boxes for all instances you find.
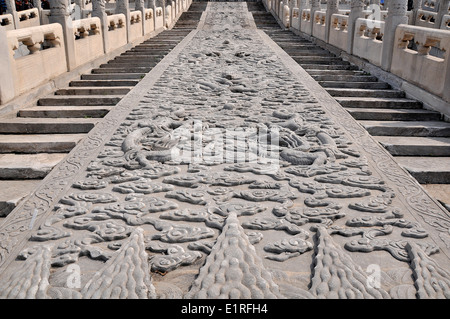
[416,9,438,28]
[155,6,164,30]
[300,9,311,34]
[144,8,155,33]
[391,24,450,102]
[0,13,15,31]
[106,13,127,53]
[353,18,385,66]
[17,8,40,29]
[291,7,301,31]
[129,10,143,42]
[328,13,348,51]
[72,17,104,68]
[312,10,327,42]
[6,23,67,97]
[441,14,450,30]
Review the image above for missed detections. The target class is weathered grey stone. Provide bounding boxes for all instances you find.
[0,2,448,301]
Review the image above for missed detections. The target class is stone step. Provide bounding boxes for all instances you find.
[336,97,423,108]
[375,136,450,156]
[101,61,158,68]
[271,37,310,43]
[285,51,334,57]
[360,120,450,137]
[113,55,163,62]
[319,81,390,89]
[81,73,145,80]
[18,106,112,118]
[293,56,348,65]
[0,180,42,217]
[311,74,378,82]
[345,107,442,121]
[278,44,321,50]
[55,87,132,95]
[38,95,123,106]
[142,41,181,46]
[326,88,405,98]
[0,118,98,134]
[70,79,140,87]
[121,51,165,57]
[91,67,151,73]
[307,69,366,76]
[0,134,84,153]
[0,153,67,179]
[266,33,302,38]
[107,60,160,67]
[130,48,173,54]
[393,156,450,184]
[137,44,177,49]
[421,184,450,207]
[302,64,360,70]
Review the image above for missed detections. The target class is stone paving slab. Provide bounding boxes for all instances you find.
[0,2,449,299]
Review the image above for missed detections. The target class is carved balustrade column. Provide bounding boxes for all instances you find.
[48,0,76,70]
[325,0,339,42]
[155,0,166,29]
[115,0,131,42]
[436,0,449,28]
[346,0,365,53]
[32,0,44,25]
[412,0,422,24]
[298,0,308,31]
[381,0,408,70]
[4,0,19,29]
[92,0,109,53]
[310,0,320,35]
[135,0,147,35]
[147,0,156,31]
[289,0,295,29]
[0,26,16,104]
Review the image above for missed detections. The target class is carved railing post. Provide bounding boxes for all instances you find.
[0,26,16,104]
[156,0,166,29]
[325,0,339,43]
[4,0,19,29]
[149,0,157,31]
[435,0,449,28]
[135,0,147,35]
[381,0,408,70]
[347,0,365,53]
[48,0,77,70]
[298,0,308,31]
[32,0,44,24]
[115,0,131,42]
[412,0,422,24]
[92,0,108,53]
[310,0,320,35]
[288,0,296,29]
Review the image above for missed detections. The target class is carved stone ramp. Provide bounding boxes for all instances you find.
[0,2,449,300]
[0,2,207,219]
[247,1,450,209]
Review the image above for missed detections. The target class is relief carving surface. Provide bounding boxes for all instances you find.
[0,2,449,299]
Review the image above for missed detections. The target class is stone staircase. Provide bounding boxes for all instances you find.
[248,1,450,208]
[0,2,208,218]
